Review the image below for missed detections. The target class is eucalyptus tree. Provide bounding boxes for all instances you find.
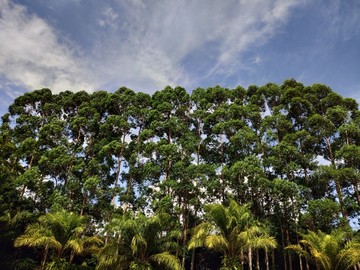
[270,179,305,270]
[224,155,271,217]
[2,80,360,269]
[5,89,64,214]
[306,84,359,222]
[299,199,341,234]
[97,87,136,208]
[121,91,152,210]
[335,113,360,218]
[150,86,199,268]
[190,87,220,205]
[200,86,232,203]
[149,86,191,183]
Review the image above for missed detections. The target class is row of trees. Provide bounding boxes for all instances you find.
[8,202,360,270]
[1,79,360,269]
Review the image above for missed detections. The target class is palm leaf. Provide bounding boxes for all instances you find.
[188,222,212,250]
[150,251,181,270]
[204,235,228,252]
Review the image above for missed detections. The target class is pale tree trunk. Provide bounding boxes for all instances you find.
[256,249,260,270]
[116,231,121,255]
[280,225,288,270]
[69,250,75,265]
[190,248,195,270]
[305,257,310,270]
[265,251,270,270]
[248,248,253,270]
[298,255,303,270]
[286,228,293,270]
[326,137,348,221]
[181,199,188,270]
[272,249,275,270]
[297,235,303,270]
[111,133,126,206]
[40,244,49,270]
[80,192,87,216]
[220,133,225,203]
[241,250,245,270]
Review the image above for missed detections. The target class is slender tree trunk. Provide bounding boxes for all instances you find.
[116,230,122,256]
[353,183,360,207]
[326,137,348,221]
[298,255,303,270]
[241,250,245,270]
[272,249,275,270]
[256,249,260,270]
[305,256,310,270]
[190,248,195,270]
[80,192,87,216]
[248,248,253,270]
[181,198,188,270]
[266,251,270,270]
[69,250,75,265]
[111,133,126,206]
[20,155,35,199]
[40,245,49,270]
[220,133,225,202]
[280,225,288,270]
[296,234,303,270]
[286,228,293,270]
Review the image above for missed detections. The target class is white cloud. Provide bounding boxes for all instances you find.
[320,0,360,41]
[0,0,305,96]
[0,0,96,94]
[95,0,305,90]
[98,7,119,28]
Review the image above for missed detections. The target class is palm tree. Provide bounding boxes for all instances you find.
[286,230,360,270]
[97,211,181,270]
[188,200,277,270]
[14,209,102,269]
[238,225,277,270]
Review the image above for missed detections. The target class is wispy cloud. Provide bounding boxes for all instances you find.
[91,0,305,90]
[320,0,360,41]
[0,0,96,94]
[0,0,305,96]
[98,7,119,29]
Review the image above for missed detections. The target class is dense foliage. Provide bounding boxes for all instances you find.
[1,80,360,269]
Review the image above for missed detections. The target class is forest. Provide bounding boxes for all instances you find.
[0,79,360,270]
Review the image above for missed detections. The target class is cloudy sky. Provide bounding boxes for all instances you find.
[0,0,359,115]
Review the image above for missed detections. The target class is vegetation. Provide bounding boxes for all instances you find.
[1,80,360,269]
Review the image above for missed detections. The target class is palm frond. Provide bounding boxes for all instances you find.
[131,234,147,255]
[286,244,310,258]
[65,239,84,254]
[204,235,228,252]
[150,251,181,270]
[188,222,212,250]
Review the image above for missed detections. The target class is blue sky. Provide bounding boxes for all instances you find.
[0,0,359,116]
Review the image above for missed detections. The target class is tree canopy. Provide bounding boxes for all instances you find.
[1,80,360,269]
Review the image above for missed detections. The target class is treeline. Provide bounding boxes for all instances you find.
[0,79,360,269]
